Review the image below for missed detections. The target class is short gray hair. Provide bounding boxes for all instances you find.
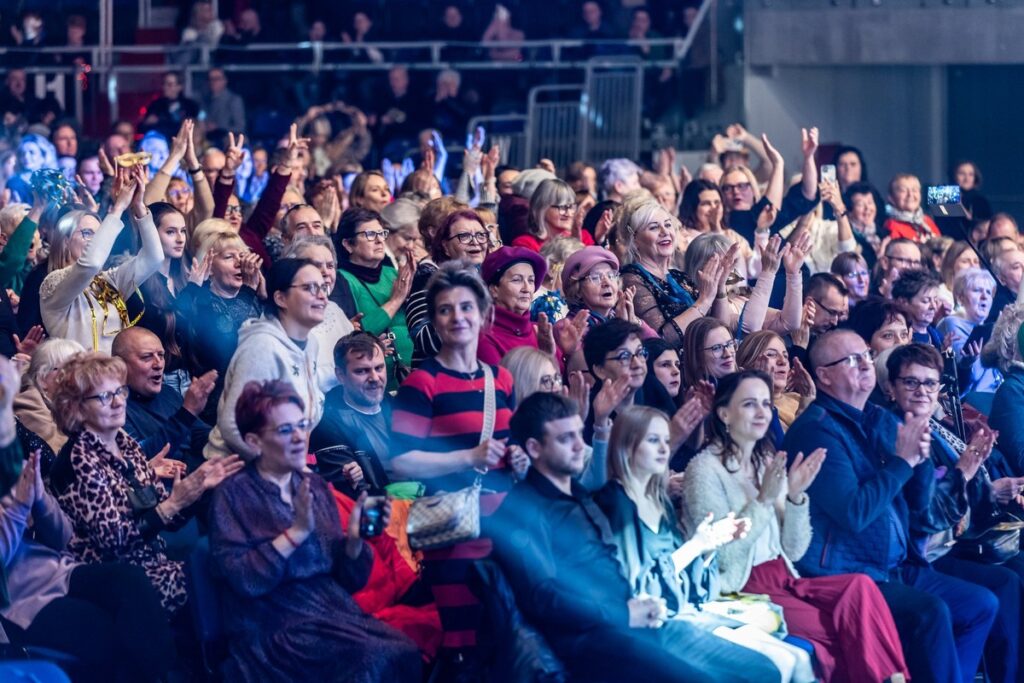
[281,234,337,262]
[598,158,640,199]
[684,232,731,279]
[25,338,85,388]
[381,197,422,233]
[952,267,996,305]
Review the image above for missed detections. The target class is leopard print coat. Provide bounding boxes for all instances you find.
[53,429,186,612]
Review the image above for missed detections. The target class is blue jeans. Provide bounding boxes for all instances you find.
[877,564,998,683]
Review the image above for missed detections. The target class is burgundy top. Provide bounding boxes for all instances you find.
[477,305,540,366]
[213,171,290,264]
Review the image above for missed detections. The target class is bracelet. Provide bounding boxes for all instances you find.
[715,292,729,300]
[188,166,202,175]
[282,528,300,549]
[835,210,848,219]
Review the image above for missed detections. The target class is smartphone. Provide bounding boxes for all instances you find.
[927,185,961,206]
[821,164,836,184]
[359,497,385,538]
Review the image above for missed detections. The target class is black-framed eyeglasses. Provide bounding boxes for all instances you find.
[820,349,874,369]
[448,231,489,245]
[552,203,578,215]
[813,298,849,321]
[291,282,331,296]
[895,376,941,393]
[355,229,390,241]
[265,418,314,437]
[703,340,737,358]
[721,182,752,194]
[605,348,648,364]
[84,385,130,406]
[225,205,243,215]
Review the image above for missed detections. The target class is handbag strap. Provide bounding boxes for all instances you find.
[480,363,496,445]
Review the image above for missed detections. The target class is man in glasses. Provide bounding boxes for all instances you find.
[792,274,849,366]
[581,318,647,443]
[783,329,997,683]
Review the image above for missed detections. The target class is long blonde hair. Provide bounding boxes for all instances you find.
[608,405,673,523]
[49,210,100,272]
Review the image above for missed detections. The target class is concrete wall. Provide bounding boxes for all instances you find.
[743,65,947,197]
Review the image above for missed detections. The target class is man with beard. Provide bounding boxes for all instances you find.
[310,332,391,497]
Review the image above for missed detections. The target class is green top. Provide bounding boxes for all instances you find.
[336,265,413,391]
[0,216,38,294]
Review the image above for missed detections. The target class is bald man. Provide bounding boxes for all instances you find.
[112,327,215,467]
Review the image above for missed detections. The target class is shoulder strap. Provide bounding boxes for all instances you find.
[480,363,496,445]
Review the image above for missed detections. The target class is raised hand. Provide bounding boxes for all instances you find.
[669,395,707,448]
[786,357,816,399]
[481,144,500,182]
[783,230,812,274]
[758,234,784,275]
[756,202,778,231]
[693,511,751,553]
[594,208,615,245]
[615,285,638,324]
[129,164,148,216]
[957,426,996,481]
[684,379,715,415]
[97,148,116,177]
[716,242,741,292]
[183,369,218,416]
[762,134,783,169]
[593,375,633,426]
[535,312,556,357]
[223,131,245,175]
[12,449,42,506]
[757,451,788,503]
[294,475,316,533]
[74,175,100,212]
[149,443,187,480]
[506,445,530,478]
[13,325,45,357]
[168,119,192,163]
[286,123,311,168]
[696,252,724,297]
[566,370,594,422]
[554,310,589,357]
[820,180,844,213]
[188,252,213,286]
[801,127,820,159]
[895,414,932,467]
[240,252,265,293]
[791,298,816,349]
[110,166,136,212]
[786,448,826,501]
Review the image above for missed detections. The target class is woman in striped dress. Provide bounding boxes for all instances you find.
[391,261,526,677]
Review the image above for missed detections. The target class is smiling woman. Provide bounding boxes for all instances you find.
[203,258,327,460]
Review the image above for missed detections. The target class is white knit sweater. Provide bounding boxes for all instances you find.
[681,447,812,594]
[40,211,163,353]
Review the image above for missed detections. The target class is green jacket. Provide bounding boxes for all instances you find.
[336,265,413,391]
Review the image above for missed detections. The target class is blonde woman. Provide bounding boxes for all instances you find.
[594,404,816,682]
[41,166,163,353]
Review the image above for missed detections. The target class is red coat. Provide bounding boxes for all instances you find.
[332,490,442,658]
[883,216,939,242]
[511,229,594,253]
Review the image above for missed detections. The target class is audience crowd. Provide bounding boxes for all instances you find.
[0,4,1022,683]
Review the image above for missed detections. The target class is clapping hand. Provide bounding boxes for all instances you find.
[895,414,932,467]
[565,371,594,422]
[149,443,188,480]
[786,448,826,503]
[957,426,997,482]
[692,511,751,553]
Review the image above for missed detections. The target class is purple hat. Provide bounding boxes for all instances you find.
[563,246,619,283]
[481,246,548,286]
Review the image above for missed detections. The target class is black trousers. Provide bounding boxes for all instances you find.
[6,562,176,683]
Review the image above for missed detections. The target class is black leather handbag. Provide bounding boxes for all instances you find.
[951,512,1023,565]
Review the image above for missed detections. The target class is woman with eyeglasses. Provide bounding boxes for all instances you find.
[41,166,164,353]
[682,317,738,390]
[406,208,490,366]
[392,262,521,677]
[334,207,414,389]
[883,343,1024,683]
[208,379,421,682]
[48,351,243,612]
[683,370,910,683]
[560,245,654,335]
[737,331,815,434]
[511,178,594,252]
[204,258,328,460]
[830,252,871,307]
[619,200,732,348]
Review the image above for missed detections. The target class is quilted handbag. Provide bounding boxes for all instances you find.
[407,364,495,551]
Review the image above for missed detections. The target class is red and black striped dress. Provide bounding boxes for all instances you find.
[392,359,516,653]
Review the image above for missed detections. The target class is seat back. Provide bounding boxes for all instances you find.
[0,661,70,683]
[185,537,224,672]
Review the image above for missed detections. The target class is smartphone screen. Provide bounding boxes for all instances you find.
[927,185,961,205]
[821,164,836,184]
